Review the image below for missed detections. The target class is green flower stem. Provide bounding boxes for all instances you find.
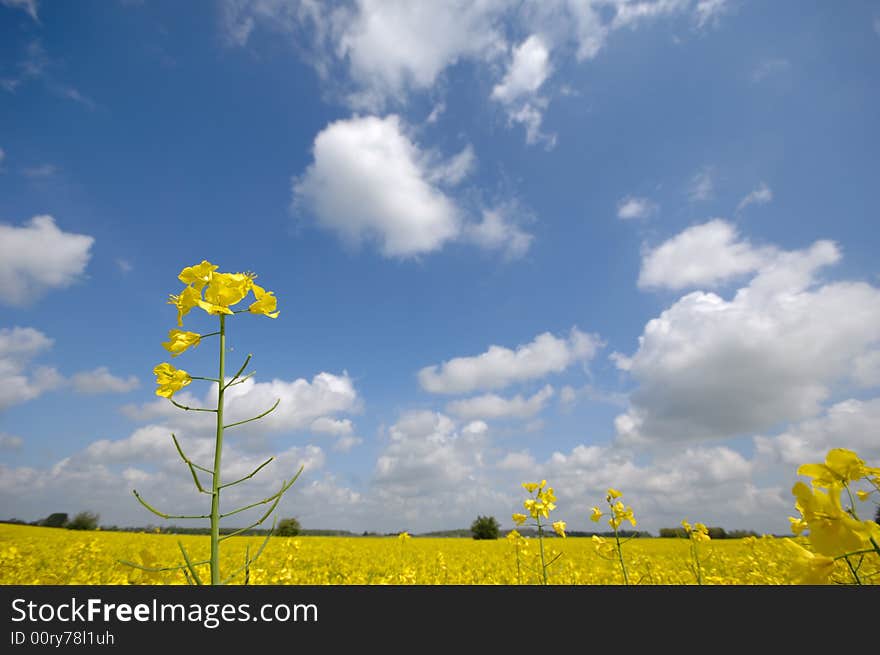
[223,398,280,430]
[223,353,252,389]
[613,524,629,585]
[209,314,227,585]
[536,517,548,585]
[191,376,221,382]
[218,456,274,489]
[169,398,217,413]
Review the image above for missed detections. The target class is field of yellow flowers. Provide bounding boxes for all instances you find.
[0,522,867,585]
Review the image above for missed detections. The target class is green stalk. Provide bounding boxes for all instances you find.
[613,523,629,585]
[209,314,226,585]
[537,517,548,585]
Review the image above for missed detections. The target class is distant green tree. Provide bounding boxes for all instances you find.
[41,513,69,528]
[276,517,301,537]
[470,515,500,540]
[875,504,879,525]
[67,512,99,531]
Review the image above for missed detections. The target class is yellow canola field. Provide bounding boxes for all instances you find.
[1,523,867,585]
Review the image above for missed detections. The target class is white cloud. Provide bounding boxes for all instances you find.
[338,1,508,109]
[638,219,776,290]
[426,144,475,186]
[446,385,554,421]
[1,0,38,22]
[0,215,94,306]
[694,0,729,29]
[687,166,714,201]
[0,433,23,451]
[309,418,363,453]
[618,237,880,445]
[425,101,445,124]
[610,0,691,29]
[122,372,360,442]
[419,327,601,394]
[0,147,5,167]
[373,411,490,504]
[310,417,354,437]
[736,182,773,212]
[492,35,551,104]
[617,196,657,220]
[754,397,880,467]
[508,101,555,147]
[560,385,577,405]
[70,367,140,394]
[116,258,133,274]
[463,208,533,260]
[293,115,462,258]
[0,422,331,527]
[62,87,96,110]
[496,450,537,471]
[0,326,63,411]
[751,58,790,83]
[490,34,555,146]
[222,1,702,138]
[333,435,363,453]
[22,163,57,178]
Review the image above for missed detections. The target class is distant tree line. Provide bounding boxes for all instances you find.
[658,527,759,539]
[2,512,102,531]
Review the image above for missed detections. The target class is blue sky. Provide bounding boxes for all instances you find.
[1,0,879,534]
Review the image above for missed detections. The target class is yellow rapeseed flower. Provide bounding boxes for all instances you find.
[203,272,253,309]
[398,532,411,542]
[168,285,202,327]
[607,488,622,500]
[797,448,880,488]
[783,539,836,585]
[178,260,217,290]
[590,507,603,522]
[248,283,280,318]
[153,363,192,398]
[552,521,566,538]
[161,329,201,357]
[512,513,528,526]
[792,481,871,556]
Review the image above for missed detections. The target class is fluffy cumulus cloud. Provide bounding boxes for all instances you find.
[71,367,140,394]
[0,215,94,306]
[370,412,511,528]
[638,219,775,290]
[463,208,533,259]
[0,326,63,411]
[293,115,463,258]
[0,422,336,527]
[617,232,880,446]
[491,34,555,145]
[122,372,361,443]
[419,327,601,394]
[693,0,729,28]
[532,442,790,532]
[446,385,555,421]
[754,397,880,466]
[224,1,724,141]
[617,196,657,220]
